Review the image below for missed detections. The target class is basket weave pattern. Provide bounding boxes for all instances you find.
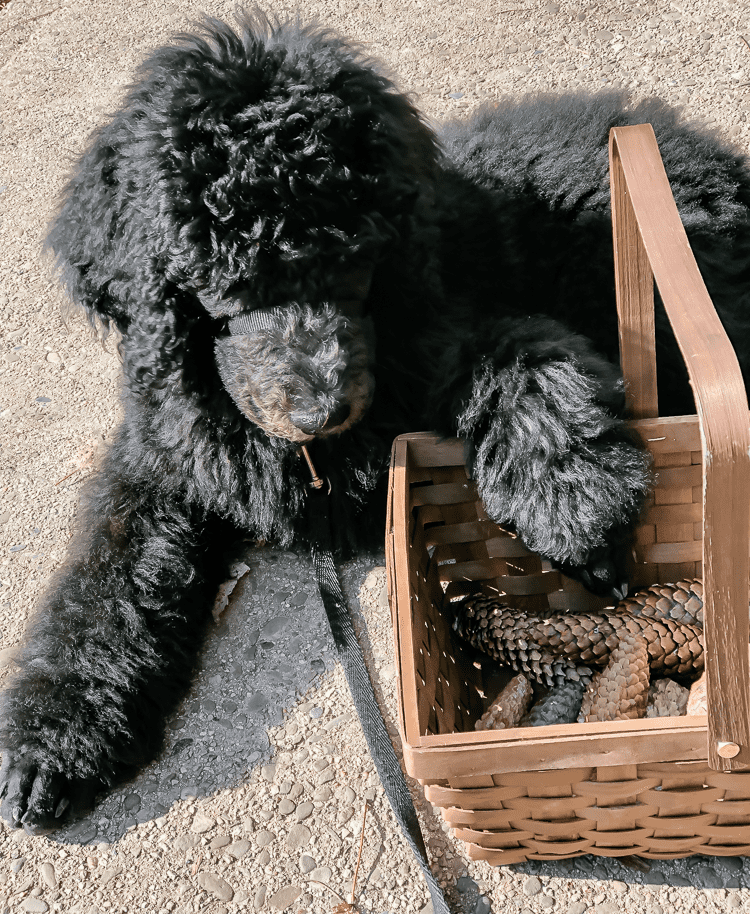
[388,433,750,863]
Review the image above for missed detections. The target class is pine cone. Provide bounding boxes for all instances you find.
[521,680,586,727]
[453,580,705,724]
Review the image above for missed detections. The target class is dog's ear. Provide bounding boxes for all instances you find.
[45,112,177,339]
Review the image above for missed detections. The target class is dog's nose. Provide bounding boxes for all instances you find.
[292,404,351,436]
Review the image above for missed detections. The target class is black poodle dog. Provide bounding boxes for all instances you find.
[3,13,750,834]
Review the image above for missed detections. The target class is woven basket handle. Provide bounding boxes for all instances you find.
[610,124,750,771]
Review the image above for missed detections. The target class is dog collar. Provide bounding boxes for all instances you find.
[227,307,286,335]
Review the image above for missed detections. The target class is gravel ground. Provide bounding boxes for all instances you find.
[3,0,750,912]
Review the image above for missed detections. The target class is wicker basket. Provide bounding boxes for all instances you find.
[385,124,750,863]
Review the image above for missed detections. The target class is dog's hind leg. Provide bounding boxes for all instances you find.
[0,464,234,834]
[456,316,652,598]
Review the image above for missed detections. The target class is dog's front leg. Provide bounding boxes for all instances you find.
[0,472,233,834]
[457,320,652,597]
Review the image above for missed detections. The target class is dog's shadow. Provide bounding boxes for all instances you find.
[50,546,383,847]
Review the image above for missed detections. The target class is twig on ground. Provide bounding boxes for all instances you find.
[0,5,63,37]
[308,799,372,912]
[350,800,371,904]
[55,440,97,486]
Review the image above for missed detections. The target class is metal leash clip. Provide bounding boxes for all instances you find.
[299,445,332,494]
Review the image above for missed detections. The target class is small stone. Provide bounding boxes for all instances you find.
[261,764,277,782]
[337,806,355,825]
[309,866,332,883]
[309,707,324,719]
[245,691,268,712]
[46,352,62,365]
[728,894,742,909]
[261,616,289,639]
[174,834,201,852]
[196,872,233,902]
[295,802,314,821]
[567,903,588,914]
[690,864,722,888]
[594,904,620,914]
[123,793,141,811]
[269,885,302,909]
[20,900,48,913]
[539,897,555,910]
[99,866,123,885]
[313,785,332,802]
[225,839,251,859]
[316,767,335,785]
[209,835,231,849]
[12,858,25,874]
[524,876,542,896]
[255,830,276,847]
[595,29,614,41]
[286,824,311,850]
[38,863,56,889]
[256,848,271,867]
[190,815,215,834]
[299,855,316,874]
[254,885,267,911]
[278,798,296,816]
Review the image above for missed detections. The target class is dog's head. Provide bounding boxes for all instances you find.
[49,13,439,442]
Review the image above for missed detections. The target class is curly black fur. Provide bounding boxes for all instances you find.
[3,12,750,833]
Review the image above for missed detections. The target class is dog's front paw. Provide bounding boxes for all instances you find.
[0,751,99,835]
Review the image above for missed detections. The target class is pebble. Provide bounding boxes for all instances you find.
[309,866,332,883]
[12,858,25,874]
[99,866,123,885]
[299,855,316,874]
[295,801,314,821]
[255,830,276,847]
[253,885,267,911]
[173,834,200,852]
[225,839,251,859]
[197,872,234,902]
[286,823,311,850]
[38,862,56,888]
[190,815,215,834]
[269,885,302,909]
[209,835,231,849]
[524,876,543,896]
[567,904,588,914]
[20,900,47,913]
[278,798,296,815]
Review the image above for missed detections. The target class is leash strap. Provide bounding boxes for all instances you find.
[303,450,453,914]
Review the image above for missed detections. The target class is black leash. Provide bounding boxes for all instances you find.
[301,445,453,914]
